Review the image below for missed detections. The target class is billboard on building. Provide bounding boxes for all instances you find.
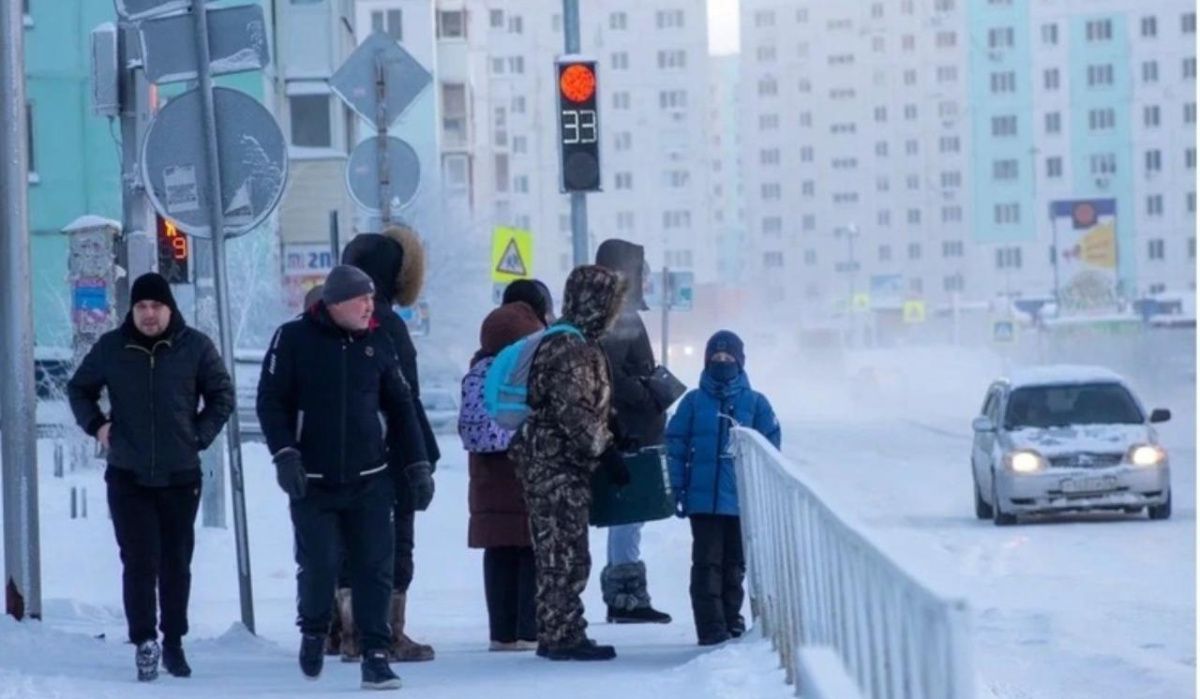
[1050,199,1118,315]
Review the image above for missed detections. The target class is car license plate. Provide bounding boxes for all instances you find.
[1060,476,1118,494]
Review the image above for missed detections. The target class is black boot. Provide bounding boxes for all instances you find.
[135,640,160,682]
[360,649,402,690]
[698,630,732,647]
[727,616,746,638]
[544,638,616,661]
[607,605,672,624]
[161,642,192,677]
[299,633,325,680]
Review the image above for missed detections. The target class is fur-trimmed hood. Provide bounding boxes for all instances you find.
[340,226,426,307]
[561,265,626,341]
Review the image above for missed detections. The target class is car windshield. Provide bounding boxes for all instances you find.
[1004,382,1143,429]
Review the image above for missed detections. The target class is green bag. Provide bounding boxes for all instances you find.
[589,448,675,528]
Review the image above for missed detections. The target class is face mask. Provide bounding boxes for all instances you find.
[708,361,740,381]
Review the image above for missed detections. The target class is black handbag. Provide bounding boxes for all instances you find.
[644,365,687,410]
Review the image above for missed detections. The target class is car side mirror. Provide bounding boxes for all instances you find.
[972,416,995,433]
[1149,408,1171,424]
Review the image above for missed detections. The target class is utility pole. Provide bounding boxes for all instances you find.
[563,0,589,266]
[116,23,155,317]
[190,3,255,633]
[0,0,42,621]
[660,266,670,370]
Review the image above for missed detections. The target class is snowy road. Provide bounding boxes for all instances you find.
[782,411,1196,699]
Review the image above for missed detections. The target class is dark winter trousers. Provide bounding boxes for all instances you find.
[483,546,537,643]
[106,473,202,646]
[689,514,746,640]
[526,478,592,647]
[336,506,415,592]
[290,473,395,652]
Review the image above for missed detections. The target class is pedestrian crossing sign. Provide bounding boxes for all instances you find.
[902,300,927,324]
[491,227,533,283]
[993,320,1016,343]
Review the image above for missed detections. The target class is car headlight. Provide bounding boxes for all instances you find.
[1128,444,1166,467]
[1005,450,1045,474]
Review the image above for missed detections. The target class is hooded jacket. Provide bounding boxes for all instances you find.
[466,301,544,548]
[666,363,781,517]
[509,266,625,495]
[67,307,235,487]
[341,228,441,466]
[594,239,665,449]
[256,302,429,484]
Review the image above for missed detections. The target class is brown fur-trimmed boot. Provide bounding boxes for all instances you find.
[388,591,434,662]
[336,587,361,662]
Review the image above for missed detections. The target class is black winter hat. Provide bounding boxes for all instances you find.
[130,272,177,310]
[322,265,375,305]
[705,330,745,368]
[502,279,552,320]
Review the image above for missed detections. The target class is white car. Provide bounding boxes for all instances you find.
[971,366,1172,525]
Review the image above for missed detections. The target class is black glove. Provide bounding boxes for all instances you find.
[674,491,688,519]
[273,448,306,500]
[405,461,435,511]
[601,447,631,487]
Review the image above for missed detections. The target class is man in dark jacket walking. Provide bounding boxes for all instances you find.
[340,226,438,662]
[256,264,432,691]
[67,273,235,682]
[594,239,672,624]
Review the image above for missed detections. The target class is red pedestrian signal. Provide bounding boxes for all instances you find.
[156,215,190,284]
[557,59,600,192]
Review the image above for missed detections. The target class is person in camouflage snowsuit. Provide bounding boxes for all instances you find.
[508,265,629,662]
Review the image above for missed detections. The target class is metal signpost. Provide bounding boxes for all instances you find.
[1,0,41,621]
[332,32,431,226]
[117,0,287,633]
[654,269,694,370]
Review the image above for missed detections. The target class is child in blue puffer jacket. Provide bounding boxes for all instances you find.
[666,330,781,646]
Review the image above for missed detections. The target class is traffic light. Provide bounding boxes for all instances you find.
[155,214,190,284]
[556,58,601,192]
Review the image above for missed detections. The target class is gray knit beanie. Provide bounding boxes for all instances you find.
[322,265,375,305]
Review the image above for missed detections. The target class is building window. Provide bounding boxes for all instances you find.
[437,10,466,38]
[494,154,509,192]
[992,71,1017,92]
[995,247,1023,269]
[659,90,687,109]
[489,10,504,28]
[1085,19,1113,41]
[875,141,888,157]
[763,252,784,268]
[943,240,964,258]
[800,146,814,162]
[1184,12,1196,33]
[877,245,892,262]
[1041,23,1058,44]
[754,10,775,27]
[441,83,467,146]
[994,203,1021,224]
[907,209,922,224]
[611,52,628,70]
[799,112,813,127]
[1185,102,1196,123]
[804,249,817,266]
[511,96,526,113]
[761,183,782,200]
[993,159,1019,180]
[1145,105,1161,127]
[1043,68,1059,90]
[1045,111,1061,134]
[442,154,469,191]
[1046,156,1063,178]
[988,26,1015,49]
[371,9,403,41]
[944,275,965,292]
[615,172,633,189]
[942,206,963,222]
[1143,61,1159,83]
[656,9,685,28]
[1189,192,1197,213]
[1146,149,1162,172]
[289,93,331,148]
[612,92,631,110]
[757,45,777,62]
[759,114,779,130]
[757,77,777,96]
[802,180,815,196]
[939,136,960,153]
[657,50,687,69]
[1088,108,1116,130]
[1148,239,1165,260]
[991,115,1017,136]
[1187,148,1197,169]
[508,15,523,34]
[513,175,529,193]
[610,12,627,29]
[1091,153,1117,175]
[878,210,891,226]
[1147,194,1164,216]
[508,56,525,74]
[937,65,958,83]
[1184,57,1197,79]
[1142,16,1158,37]
[614,132,632,151]
[760,148,780,165]
[1086,64,1114,87]
[904,104,918,120]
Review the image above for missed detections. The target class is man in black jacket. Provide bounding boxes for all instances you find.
[340,226,438,662]
[594,239,673,624]
[257,264,431,691]
[67,273,235,682]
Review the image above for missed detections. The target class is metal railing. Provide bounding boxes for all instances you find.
[732,428,975,699]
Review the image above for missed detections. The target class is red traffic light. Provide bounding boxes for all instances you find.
[559,64,596,103]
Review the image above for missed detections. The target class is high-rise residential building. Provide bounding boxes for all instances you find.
[739,0,1196,322]
[708,54,747,287]
[439,1,715,296]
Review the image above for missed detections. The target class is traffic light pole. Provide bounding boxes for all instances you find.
[190,3,255,634]
[0,0,42,621]
[563,0,589,266]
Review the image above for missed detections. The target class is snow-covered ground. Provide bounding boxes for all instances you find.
[0,436,790,698]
